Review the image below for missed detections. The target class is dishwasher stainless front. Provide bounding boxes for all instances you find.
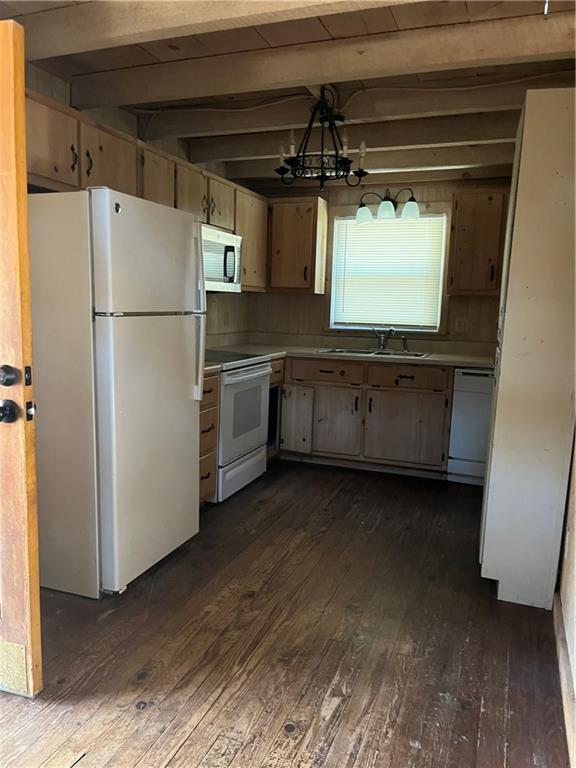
[448,368,494,484]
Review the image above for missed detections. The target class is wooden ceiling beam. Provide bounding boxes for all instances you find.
[71,13,575,109]
[224,142,516,178]
[141,71,573,139]
[187,111,520,162]
[22,0,424,61]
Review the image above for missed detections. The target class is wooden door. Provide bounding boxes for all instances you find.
[80,123,137,195]
[449,191,506,294]
[281,385,313,453]
[364,390,447,466]
[176,164,208,223]
[140,149,175,207]
[208,177,235,230]
[0,21,42,696]
[312,386,363,457]
[270,201,315,289]
[236,190,268,291]
[26,97,79,187]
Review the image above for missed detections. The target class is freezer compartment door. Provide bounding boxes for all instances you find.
[95,315,200,593]
[91,188,205,313]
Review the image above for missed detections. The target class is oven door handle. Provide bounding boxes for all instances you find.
[221,364,272,385]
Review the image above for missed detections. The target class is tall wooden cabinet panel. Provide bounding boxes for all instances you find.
[176,164,208,222]
[140,149,175,207]
[80,123,137,195]
[312,386,363,457]
[449,191,506,294]
[26,98,79,187]
[269,197,327,293]
[207,177,235,230]
[364,390,447,466]
[236,189,268,291]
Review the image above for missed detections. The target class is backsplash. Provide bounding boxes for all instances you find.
[206,293,251,348]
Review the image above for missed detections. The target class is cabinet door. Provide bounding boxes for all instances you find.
[140,150,175,207]
[80,123,137,195]
[281,385,313,453]
[208,177,235,230]
[364,390,447,466]
[449,191,506,294]
[312,386,363,457]
[236,190,268,290]
[176,164,208,222]
[26,98,79,186]
[270,201,315,289]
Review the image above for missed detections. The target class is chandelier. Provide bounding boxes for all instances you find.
[275,86,368,189]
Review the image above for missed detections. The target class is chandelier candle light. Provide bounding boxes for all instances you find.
[275,86,368,189]
[356,189,420,223]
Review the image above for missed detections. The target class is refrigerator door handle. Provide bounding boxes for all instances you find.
[193,222,206,314]
[193,313,206,401]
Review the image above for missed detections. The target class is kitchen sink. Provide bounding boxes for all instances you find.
[318,348,430,359]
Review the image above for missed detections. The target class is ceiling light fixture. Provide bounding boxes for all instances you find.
[275,85,368,190]
[355,188,420,224]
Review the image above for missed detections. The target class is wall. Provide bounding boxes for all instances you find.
[559,456,576,765]
[246,180,506,356]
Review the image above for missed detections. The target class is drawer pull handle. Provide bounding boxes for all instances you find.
[368,397,373,413]
[201,424,215,434]
[203,388,214,395]
[397,374,415,381]
[354,395,359,412]
[200,472,211,481]
[319,369,334,374]
[489,264,496,282]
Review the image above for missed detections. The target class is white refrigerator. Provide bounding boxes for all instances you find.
[28,188,206,598]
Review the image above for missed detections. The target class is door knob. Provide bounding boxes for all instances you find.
[0,400,19,423]
[0,365,17,386]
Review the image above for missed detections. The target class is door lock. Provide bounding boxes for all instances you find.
[0,400,19,423]
[0,365,18,387]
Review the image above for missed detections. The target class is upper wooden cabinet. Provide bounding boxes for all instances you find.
[140,149,175,207]
[175,164,208,222]
[269,197,327,294]
[207,176,235,231]
[80,123,137,195]
[448,191,507,295]
[26,98,80,188]
[235,189,268,291]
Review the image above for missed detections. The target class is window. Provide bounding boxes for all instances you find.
[330,213,448,332]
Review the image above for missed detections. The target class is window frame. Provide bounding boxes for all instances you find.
[324,201,452,337]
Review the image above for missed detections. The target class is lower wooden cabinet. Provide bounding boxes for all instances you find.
[364,390,448,467]
[312,386,363,456]
[281,360,453,471]
[200,373,219,503]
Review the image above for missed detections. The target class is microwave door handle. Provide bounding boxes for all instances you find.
[223,245,234,282]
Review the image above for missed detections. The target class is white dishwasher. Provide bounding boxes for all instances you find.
[448,368,494,485]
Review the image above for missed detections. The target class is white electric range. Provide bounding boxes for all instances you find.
[205,350,272,501]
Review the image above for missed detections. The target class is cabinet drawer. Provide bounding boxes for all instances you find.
[201,375,219,411]
[367,364,449,391]
[290,358,364,385]
[270,359,285,386]
[200,407,218,457]
[199,453,217,502]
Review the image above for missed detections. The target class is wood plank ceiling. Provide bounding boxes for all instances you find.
[7,0,576,187]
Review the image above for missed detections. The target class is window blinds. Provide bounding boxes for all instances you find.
[330,215,447,331]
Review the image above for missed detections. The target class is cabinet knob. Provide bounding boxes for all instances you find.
[0,365,18,387]
[0,400,19,423]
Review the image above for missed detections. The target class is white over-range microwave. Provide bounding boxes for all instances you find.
[202,224,242,293]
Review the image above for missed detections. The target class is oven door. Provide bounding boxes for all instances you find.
[219,363,271,466]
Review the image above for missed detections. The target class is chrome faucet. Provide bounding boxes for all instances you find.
[372,327,395,349]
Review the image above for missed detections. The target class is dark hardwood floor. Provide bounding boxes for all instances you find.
[0,462,569,767]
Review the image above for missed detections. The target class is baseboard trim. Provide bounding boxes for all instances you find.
[554,594,576,767]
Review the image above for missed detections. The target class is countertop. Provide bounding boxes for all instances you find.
[212,344,494,369]
[204,363,222,375]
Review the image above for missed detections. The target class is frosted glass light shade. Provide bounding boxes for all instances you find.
[356,204,374,224]
[377,199,396,219]
[401,198,420,219]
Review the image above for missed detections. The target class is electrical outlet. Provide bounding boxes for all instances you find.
[455,318,470,333]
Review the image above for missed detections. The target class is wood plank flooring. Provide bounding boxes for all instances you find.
[0,463,569,768]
